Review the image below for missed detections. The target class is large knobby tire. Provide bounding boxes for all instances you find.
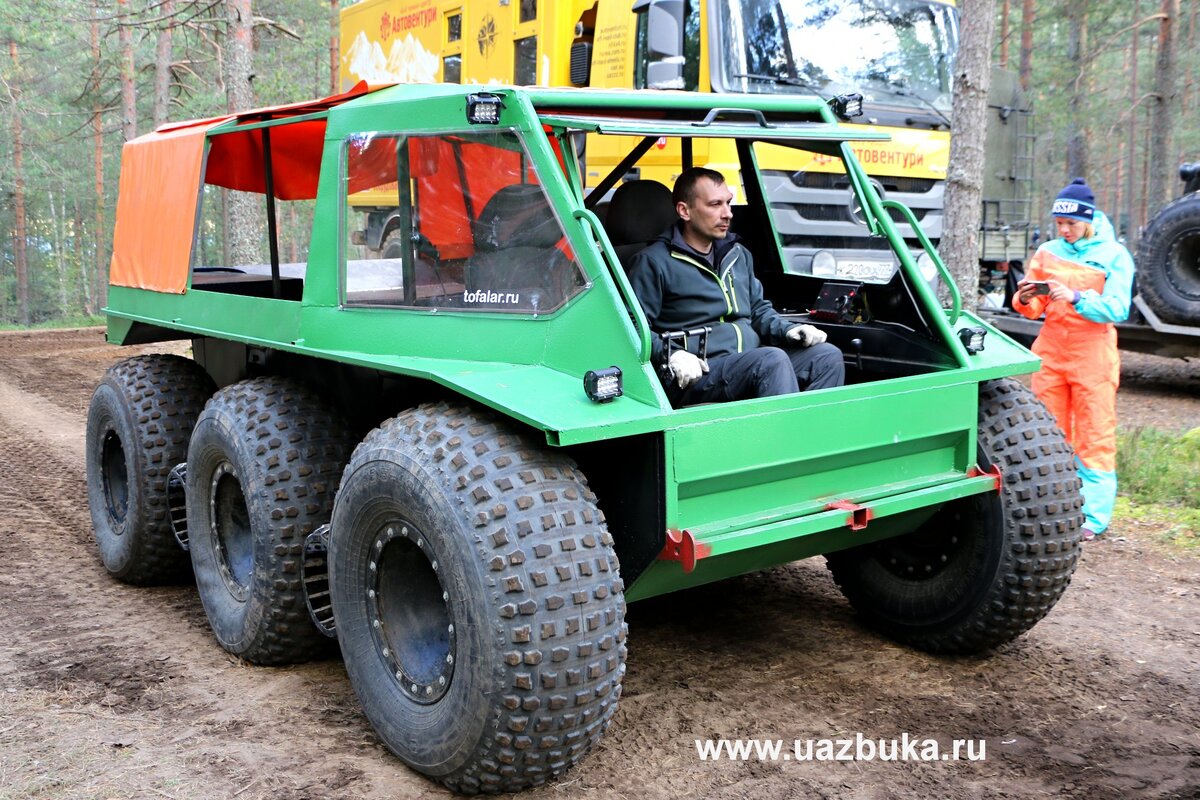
[187,377,355,665]
[825,379,1084,653]
[329,402,627,794]
[380,228,405,260]
[86,354,214,585]
[1136,193,1200,325]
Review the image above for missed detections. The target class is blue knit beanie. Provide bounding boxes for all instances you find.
[1051,178,1095,223]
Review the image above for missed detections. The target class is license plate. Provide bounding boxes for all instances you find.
[838,260,895,282]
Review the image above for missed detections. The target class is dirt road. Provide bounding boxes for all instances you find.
[1,328,1197,800]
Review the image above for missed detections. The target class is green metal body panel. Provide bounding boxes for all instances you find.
[105,83,1042,602]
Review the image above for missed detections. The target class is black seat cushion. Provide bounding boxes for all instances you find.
[604,180,676,269]
[464,183,577,311]
[471,184,563,252]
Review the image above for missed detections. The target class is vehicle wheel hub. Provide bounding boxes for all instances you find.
[209,461,253,599]
[368,521,456,704]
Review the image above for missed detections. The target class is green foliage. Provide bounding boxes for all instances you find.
[0,0,338,327]
[0,313,104,331]
[999,0,1200,238]
[1112,496,1200,551]
[1115,426,1200,548]
[1118,426,1200,507]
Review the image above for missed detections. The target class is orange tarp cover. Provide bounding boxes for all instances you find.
[109,82,379,294]
[109,120,223,293]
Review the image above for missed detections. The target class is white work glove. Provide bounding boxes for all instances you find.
[786,324,827,347]
[668,349,708,389]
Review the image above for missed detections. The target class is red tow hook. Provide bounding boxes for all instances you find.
[968,463,1003,492]
[658,528,711,574]
[826,500,872,531]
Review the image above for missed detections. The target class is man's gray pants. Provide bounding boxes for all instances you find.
[667,343,845,407]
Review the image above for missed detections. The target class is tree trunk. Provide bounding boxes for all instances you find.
[118,0,137,140]
[153,0,176,128]
[93,7,107,312]
[330,0,339,93]
[1126,0,1140,248]
[9,40,31,326]
[1113,150,1123,238]
[1187,0,1196,115]
[1065,5,1088,179]
[1147,0,1179,216]
[1141,105,1151,228]
[75,199,93,315]
[999,0,1010,68]
[1018,0,1034,92]
[940,0,996,311]
[50,191,70,314]
[223,0,260,267]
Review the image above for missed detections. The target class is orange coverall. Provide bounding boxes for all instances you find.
[1013,212,1135,534]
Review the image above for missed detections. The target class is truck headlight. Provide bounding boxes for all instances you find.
[916,252,938,284]
[812,250,837,278]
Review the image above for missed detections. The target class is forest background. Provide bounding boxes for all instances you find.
[0,0,1197,327]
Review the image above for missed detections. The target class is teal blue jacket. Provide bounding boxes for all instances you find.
[1036,211,1135,324]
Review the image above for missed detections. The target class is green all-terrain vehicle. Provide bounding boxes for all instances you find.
[88,82,1083,793]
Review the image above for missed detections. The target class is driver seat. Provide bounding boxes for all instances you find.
[604,180,676,270]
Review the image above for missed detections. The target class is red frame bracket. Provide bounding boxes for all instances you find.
[658,528,712,574]
[968,463,1003,492]
[826,500,873,531]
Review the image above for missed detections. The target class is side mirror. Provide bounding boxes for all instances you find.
[646,0,683,58]
[635,0,685,89]
[647,57,685,90]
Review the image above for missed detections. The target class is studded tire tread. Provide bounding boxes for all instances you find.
[86,354,215,585]
[330,401,627,794]
[187,376,355,665]
[826,378,1084,653]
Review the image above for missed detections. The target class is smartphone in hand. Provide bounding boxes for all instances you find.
[1024,281,1051,296]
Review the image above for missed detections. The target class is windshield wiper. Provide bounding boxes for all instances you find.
[873,83,951,128]
[732,72,817,90]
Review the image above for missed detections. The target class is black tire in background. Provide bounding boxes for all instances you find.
[330,402,627,794]
[380,228,405,261]
[187,377,355,665]
[826,379,1084,654]
[86,354,215,585]
[1136,193,1200,325]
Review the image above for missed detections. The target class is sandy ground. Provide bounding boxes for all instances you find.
[0,328,1197,800]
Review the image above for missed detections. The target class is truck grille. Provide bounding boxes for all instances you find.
[779,235,928,251]
[794,204,929,223]
[790,172,937,195]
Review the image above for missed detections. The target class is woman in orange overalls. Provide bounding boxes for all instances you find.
[1013,179,1135,540]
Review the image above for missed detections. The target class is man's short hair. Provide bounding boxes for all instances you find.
[673,167,727,206]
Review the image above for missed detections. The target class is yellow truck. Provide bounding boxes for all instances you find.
[340,0,1031,291]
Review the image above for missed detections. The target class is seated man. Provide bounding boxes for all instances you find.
[627,167,845,406]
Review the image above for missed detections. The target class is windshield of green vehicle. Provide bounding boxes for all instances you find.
[713,0,958,114]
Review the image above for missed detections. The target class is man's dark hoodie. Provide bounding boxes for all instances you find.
[627,223,792,364]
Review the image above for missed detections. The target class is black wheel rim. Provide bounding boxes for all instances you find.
[873,497,980,581]
[1166,226,1200,300]
[209,461,253,599]
[368,521,456,705]
[100,429,130,526]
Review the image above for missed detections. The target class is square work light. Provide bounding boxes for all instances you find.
[583,367,623,403]
[466,93,503,124]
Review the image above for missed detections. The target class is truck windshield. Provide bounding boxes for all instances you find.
[712,0,958,115]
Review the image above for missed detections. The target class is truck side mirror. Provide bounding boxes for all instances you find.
[635,0,685,89]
